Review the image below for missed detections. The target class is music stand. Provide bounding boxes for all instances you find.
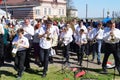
[56,54,70,74]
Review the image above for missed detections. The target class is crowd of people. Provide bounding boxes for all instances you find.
[0,16,120,79]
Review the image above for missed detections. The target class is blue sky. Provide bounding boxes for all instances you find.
[73,0,120,18]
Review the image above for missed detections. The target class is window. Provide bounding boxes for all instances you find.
[36,9,40,15]
[62,9,64,15]
[44,8,47,15]
[59,9,61,15]
[48,8,51,15]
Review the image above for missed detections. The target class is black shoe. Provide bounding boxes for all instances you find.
[100,70,108,74]
[17,76,21,80]
[64,61,70,66]
[97,61,101,65]
[38,64,43,67]
[91,59,94,61]
[42,73,46,78]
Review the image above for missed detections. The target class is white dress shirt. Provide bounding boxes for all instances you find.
[23,24,34,40]
[90,28,104,40]
[103,28,120,44]
[38,26,54,49]
[12,35,29,51]
[0,24,4,35]
[75,25,88,36]
[75,33,87,46]
[74,24,79,31]
[60,28,73,46]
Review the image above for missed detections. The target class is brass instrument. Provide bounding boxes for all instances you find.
[46,29,51,41]
[46,36,51,41]
[110,33,115,42]
[12,40,22,57]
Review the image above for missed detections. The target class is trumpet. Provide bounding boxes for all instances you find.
[45,29,51,41]
[46,36,51,41]
[110,34,115,42]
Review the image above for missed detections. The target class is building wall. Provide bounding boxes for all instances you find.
[0,0,66,19]
[7,7,34,19]
[70,10,78,17]
[33,0,66,19]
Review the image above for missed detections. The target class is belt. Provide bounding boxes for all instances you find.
[17,50,26,52]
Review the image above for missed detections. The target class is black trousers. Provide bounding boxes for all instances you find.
[63,43,70,62]
[76,44,86,65]
[39,47,50,74]
[102,43,120,72]
[0,35,4,65]
[24,40,32,68]
[15,50,26,76]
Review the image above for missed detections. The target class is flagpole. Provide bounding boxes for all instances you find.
[4,0,8,19]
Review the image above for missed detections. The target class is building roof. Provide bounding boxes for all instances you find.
[69,8,78,11]
[0,0,41,6]
[0,0,66,6]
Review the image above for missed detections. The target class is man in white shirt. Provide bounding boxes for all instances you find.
[75,20,88,36]
[90,22,104,65]
[38,20,54,77]
[0,23,4,66]
[75,29,87,66]
[22,18,34,69]
[101,20,120,75]
[59,24,73,65]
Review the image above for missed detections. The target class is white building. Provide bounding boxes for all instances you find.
[0,0,66,19]
[69,8,78,17]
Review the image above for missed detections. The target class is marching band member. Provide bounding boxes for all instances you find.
[0,23,4,66]
[75,20,88,35]
[74,20,87,54]
[38,20,54,77]
[33,20,41,64]
[86,22,94,55]
[75,29,87,66]
[101,20,120,75]
[22,18,34,69]
[59,23,73,65]
[49,21,59,63]
[90,22,104,65]
[12,28,29,78]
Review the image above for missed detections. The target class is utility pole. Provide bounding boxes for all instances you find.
[103,8,105,19]
[4,0,8,19]
[86,4,88,19]
[112,11,114,20]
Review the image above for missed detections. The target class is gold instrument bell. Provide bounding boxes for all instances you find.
[110,34,115,42]
[46,29,51,41]
[46,36,51,41]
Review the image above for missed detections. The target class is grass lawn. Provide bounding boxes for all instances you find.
[0,63,120,80]
[0,52,120,80]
